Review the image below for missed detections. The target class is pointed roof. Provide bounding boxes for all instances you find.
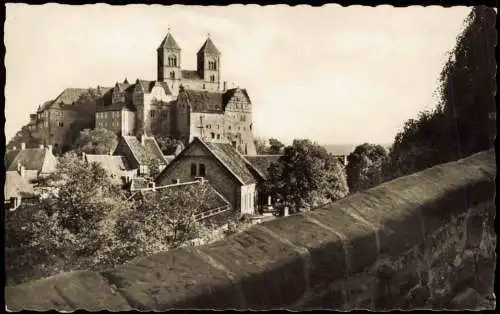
[157,137,256,186]
[197,37,220,55]
[158,32,181,50]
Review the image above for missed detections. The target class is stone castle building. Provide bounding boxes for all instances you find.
[27,31,256,156]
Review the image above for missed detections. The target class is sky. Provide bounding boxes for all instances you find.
[4,4,471,145]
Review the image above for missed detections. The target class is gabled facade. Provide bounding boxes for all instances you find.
[113,135,168,177]
[172,87,257,155]
[155,137,261,215]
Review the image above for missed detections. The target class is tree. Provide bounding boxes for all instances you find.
[116,182,219,256]
[265,139,349,212]
[346,143,388,193]
[33,153,132,269]
[7,125,42,150]
[254,137,268,154]
[145,156,161,179]
[388,7,496,177]
[155,135,179,155]
[72,128,118,155]
[268,138,284,155]
[65,90,103,151]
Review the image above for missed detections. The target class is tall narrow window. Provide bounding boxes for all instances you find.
[199,164,206,177]
[191,163,197,177]
[210,75,215,82]
[211,132,215,139]
[170,71,175,79]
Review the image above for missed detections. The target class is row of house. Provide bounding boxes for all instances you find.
[5,134,280,219]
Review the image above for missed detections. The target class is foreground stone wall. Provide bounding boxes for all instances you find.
[5,150,496,311]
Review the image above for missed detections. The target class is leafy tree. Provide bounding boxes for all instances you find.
[71,128,118,155]
[116,182,219,256]
[7,125,42,150]
[254,137,268,154]
[346,143,388,193]
[145,156,161,179]
[155,135,180,155]
[265,139,349,212]
[65,90,103,151]
[389,6,496,177]
[268,138,285,155]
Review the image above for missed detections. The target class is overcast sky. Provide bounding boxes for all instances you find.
[5,4,471,145]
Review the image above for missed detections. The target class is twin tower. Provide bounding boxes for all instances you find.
[157,30,222,95]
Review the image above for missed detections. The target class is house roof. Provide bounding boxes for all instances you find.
[37,100,53,113]
[181,70,202,81]
[244,155,282,180]
[97,101,135,112]
[84,154,133,177]
[181,90,224,113]
[121,136,167,165]
[158,32,181,50]
[201,139,256,185]
[5,150,20,169]
[197,37,221,55]
[133,181,230,213]
[178,88,251,114]
[7,148,49,172]
[52,88,90,106]
[4,171,36,199]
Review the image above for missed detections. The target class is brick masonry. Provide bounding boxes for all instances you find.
[5,149,496,311]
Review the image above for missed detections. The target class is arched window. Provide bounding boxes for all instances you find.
[210,75,215,82]
[170,71,175,79]
[168,55,177,67]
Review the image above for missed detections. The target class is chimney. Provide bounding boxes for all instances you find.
[21,142,26,150]
[223,81,227,91]
[20,165,26,178]
[82,152,86,161]
[17,161,21,172]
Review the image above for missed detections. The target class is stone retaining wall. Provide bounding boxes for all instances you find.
[5,150,496,311]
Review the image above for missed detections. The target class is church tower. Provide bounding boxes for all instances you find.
[197,35,221,91]
[157,29,182,93]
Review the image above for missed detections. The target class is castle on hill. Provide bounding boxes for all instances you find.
[27,30,257,156]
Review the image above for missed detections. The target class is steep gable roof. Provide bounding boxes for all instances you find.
[158,32,181,50]
[4,171,36,199]
[197,37,221,55]
[7,149,50,172]
[52,88,89,106]
[182,90,224,113]
[156,137,256,186]
[5,150,20,169]
[178,88,251,114]
[121,136,167,166]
